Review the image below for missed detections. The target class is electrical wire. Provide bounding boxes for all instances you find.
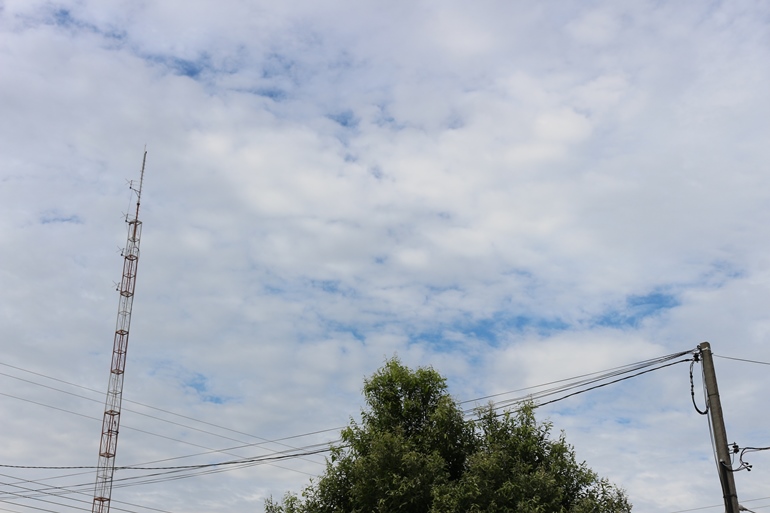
[0,361,314,442]
[0,422,340,502]
[0,350,695,469]
[0,390,326,477]
[462,349,694,416]
[0,361,341,490]
[459,350,693,405]
[0,444,334,472]
[101,447,329,497]
[0,347,709,508]
[0,506,28,513]
[468,359,690,421]
[0,368,249,445]
[0,362,338,461]
[2,349,696,467]
[0,442,338,502]
[690,358,708,415]
[0,501,64,513]
[0,471,174,513]
[0,479,148,513]
[105,446,336,490]
[666,496,770,513]
[4,340,770,512]
[732,445,770,472]
[703,380,721,485]
[713,355,770,366]
[0,484,94,513]
[535,359,689,409]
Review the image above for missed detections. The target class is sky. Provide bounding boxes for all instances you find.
[1,1,769,512]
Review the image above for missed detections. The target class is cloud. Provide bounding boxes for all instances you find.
[39,212,83,224]
[1,1,770,512]
[566,9,620,46]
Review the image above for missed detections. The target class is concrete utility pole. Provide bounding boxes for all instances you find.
[698,342,740,513]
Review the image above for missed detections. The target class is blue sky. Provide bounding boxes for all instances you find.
[1,1,770,512]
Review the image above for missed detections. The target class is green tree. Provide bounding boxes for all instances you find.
[265,358,631,513]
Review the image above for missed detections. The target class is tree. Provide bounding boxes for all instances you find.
[265,358,631,513]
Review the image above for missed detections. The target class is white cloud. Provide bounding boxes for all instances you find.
[566,9,620,46]
[1,1,770,512]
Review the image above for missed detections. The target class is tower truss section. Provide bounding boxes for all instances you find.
[92,151,147,513]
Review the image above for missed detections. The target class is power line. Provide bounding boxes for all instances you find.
[2,348,697,475]
[714,355,770,366]
[0,362,336,457]
[0,484,96,513]
[0,445,336,507]
[667,496,770,513]
[0,391,326,476]
[0,370,329,474]
[462,349,694,416]
[0,394,339,496]
[468,358,690,421]
[690,358,709,415]
[0,349,696,468]
[0,505,29,513]
[0,347,706,507]
[0,370,251,445]
[0,480,148,513]
[0,445,334,472]
[459,350,693,405]
[0,472,174,513]
[0,432,343,504]
[0,436,339,500]
[0,500,68,513]
[0,360,344,486]
[0,362,359,487]
[0,445,328,502]
[536,359,689,408]
[733,445,770,472]
[0,395,324,506]
[2,347,712,465]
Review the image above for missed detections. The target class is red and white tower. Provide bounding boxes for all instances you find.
[92,151,147,513]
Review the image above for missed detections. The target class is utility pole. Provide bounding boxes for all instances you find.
[698,341,740,513]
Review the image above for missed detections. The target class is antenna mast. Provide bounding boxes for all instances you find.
[92,150,147,513]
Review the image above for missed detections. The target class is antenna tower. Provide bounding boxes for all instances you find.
[92,151,147,513]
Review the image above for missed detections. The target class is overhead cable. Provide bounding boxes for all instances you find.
[463,349,694,416]
[0,471,173,513]
[690,357,708,415]
[1,347,702,501]
[713,355,770,366]
[0,362,340,456]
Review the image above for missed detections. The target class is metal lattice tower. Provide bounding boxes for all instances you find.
[92,151,147,513]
